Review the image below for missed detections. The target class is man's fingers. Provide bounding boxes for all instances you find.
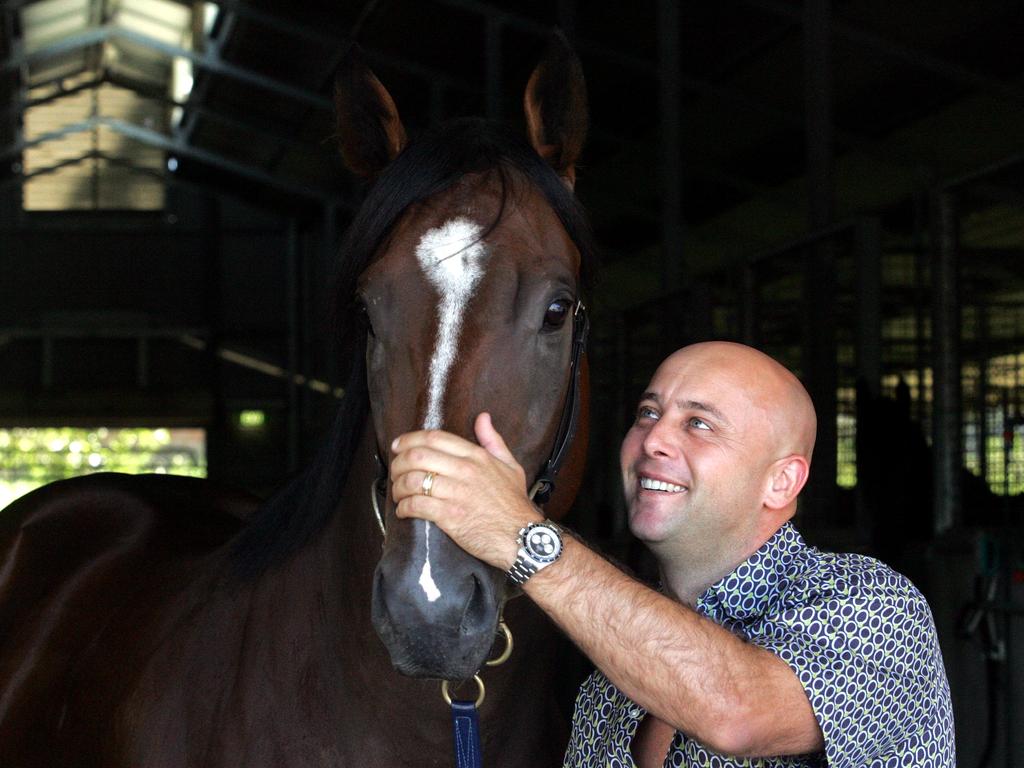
[391,429,478,458]
[392,469,453,502]
[394,492,443,523]
[389,445,467,481]
[475,412,516,464]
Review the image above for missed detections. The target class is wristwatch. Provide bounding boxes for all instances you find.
[508,521,564,585]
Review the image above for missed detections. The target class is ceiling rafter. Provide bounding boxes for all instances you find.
[196,0,476,92]
[744,0,1024,103]
[0,23,334,110]
[0,71,332,159]
[0,115,351,205]
[433,0,870,149]
[174,5,235,146]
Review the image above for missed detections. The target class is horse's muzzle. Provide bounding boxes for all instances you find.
[371,524,503,680]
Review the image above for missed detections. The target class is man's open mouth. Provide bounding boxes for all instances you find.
[639,476,687,493]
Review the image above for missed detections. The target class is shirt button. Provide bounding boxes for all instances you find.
[629,706,643,718]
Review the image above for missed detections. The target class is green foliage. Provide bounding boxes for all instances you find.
[0,427,206,510]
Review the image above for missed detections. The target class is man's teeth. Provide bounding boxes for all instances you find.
[639,477,686,493]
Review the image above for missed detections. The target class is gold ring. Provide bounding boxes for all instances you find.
[421,471,436,497]
[485,620,514,667]
[441,675,485,707]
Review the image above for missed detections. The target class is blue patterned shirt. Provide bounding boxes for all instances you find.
[563,522,954,767]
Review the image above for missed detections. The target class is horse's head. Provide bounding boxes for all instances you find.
[335,36,591,680]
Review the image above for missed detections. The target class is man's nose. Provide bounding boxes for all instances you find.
[642,419,677,458]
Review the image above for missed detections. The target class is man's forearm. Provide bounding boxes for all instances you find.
[523,536,823,757]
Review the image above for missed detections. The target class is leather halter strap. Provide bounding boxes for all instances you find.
[371,298,589,529]
[527,299,589,504]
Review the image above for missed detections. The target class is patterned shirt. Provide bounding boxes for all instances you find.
[563,522,954,767]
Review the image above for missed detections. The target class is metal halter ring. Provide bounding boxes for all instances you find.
[421,471,436,497]
[441,675,485,708]
[485,620,514,667]
[370,480,386,538]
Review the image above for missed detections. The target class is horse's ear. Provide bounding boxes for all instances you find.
[523,32,588,189]
[334,45,408,179]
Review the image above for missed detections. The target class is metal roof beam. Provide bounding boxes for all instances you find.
[105,72,322,155]
[744,0,1024,103]
[0,23,334,111]
[1,149,97,187]
[433,0,868,147]
[195,0,474,92]
[0,74,102,119]
[176,5,237,145]
[0,73,328,158]
[0,115,351,205]
[89,0,473,93]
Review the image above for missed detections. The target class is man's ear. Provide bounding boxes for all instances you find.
[763,455,810,513]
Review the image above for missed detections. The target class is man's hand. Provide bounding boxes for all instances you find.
[390,412,543,569]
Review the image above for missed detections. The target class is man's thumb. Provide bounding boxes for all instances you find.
[475,412,515,463]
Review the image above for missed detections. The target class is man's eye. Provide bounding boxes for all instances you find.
[637,406,659,421]
[689,417,711,430]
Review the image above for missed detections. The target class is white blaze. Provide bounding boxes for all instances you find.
[414,217,489,603]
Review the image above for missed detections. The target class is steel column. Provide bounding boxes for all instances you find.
[801,0,838,524]
[854,217,882,541]
[485,17,502,121]
[740,262,759,346]
[930,190,961,534]
[286,218,300,474]
[201,195,225,482]
[855,217,883,394]
[657,0,684,300]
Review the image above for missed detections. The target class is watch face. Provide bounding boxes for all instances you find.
[525,525,562,563]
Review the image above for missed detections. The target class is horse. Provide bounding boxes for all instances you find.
[0,36,594,767]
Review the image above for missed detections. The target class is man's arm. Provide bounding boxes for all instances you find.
[524,534,822,757]
[390,415,823,758]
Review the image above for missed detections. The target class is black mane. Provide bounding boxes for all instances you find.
[230,118,597,579]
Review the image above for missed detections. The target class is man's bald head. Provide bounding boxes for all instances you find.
[658,341,817,464]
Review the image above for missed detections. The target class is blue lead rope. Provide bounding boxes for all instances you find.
[451,699,483,768]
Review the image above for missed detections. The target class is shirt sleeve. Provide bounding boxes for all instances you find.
[752,563,947,768]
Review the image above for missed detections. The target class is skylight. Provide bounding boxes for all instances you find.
[15,0,210,210]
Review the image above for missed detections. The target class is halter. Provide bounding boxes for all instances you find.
[369,298,589,536]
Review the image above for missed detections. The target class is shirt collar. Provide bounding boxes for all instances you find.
[696,521,806,620]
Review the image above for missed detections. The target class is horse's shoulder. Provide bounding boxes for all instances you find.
[0,474,258,755]
[3,471,255,541]
[0,475,260,630]
[0,473,255,619]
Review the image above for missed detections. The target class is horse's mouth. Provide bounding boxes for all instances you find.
[375,620,488,681]
[371,567,497,681]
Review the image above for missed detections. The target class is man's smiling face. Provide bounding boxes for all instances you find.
[619,344,781,569]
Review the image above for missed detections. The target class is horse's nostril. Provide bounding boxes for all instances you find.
[460,574,491,635]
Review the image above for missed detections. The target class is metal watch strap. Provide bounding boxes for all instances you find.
[508,556,538,585]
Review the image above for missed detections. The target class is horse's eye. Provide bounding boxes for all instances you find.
[543,299,572,330]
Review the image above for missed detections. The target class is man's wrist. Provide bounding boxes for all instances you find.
[507,520,565,585]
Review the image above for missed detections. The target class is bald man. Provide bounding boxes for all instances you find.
[390,342,954,767]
